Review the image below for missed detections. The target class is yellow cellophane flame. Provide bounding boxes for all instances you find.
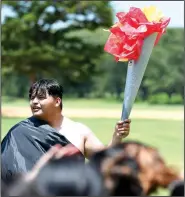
[119,58,128,62]
[142,6,164,22]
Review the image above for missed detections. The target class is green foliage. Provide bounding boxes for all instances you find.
[148,93,170,104]
[2,1,113,88]
[2,2,184,104]
[170,94,183,104]
[143,28,184,101]
[2,73,30,98]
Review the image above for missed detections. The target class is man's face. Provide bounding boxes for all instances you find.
[30,91,60,120]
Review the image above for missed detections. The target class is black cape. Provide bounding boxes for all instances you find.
[1,116,84,184]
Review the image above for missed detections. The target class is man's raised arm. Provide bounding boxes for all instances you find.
[84,119,131,159]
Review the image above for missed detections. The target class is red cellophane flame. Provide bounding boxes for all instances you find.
[104,7,170,61]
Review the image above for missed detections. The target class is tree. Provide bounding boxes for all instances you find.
[2,1,113,91]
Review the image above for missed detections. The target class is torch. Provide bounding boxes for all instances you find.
[104,6,170,120]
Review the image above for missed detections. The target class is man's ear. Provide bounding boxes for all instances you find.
[55,97,62,107]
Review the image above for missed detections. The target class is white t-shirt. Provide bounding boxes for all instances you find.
[57,117,92,155]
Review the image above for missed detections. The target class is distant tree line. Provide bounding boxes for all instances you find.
[2,1,184,104]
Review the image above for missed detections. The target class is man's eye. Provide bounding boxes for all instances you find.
[30,96,45,100]
[38,96,45,100]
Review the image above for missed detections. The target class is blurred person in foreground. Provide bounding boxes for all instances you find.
[1,78,131,184]
[89,140,183,196]
[7,144,108,196]
[169,180,184,196]
[6,143,142,196]
[168,170,184,196]
[6,141,183,197]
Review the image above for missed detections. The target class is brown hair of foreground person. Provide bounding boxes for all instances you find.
[89,140,182,196]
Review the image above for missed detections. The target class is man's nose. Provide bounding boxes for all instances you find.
[32,97,39,104]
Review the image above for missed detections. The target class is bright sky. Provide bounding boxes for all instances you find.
[111,1,184,27]
[1,1,184,27]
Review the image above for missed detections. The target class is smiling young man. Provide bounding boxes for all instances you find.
[1,78,131,183]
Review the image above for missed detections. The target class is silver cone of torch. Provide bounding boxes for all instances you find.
[121,33,158,120]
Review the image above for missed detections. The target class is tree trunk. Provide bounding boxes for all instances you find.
[140,86,148,101]
[29,73,36,85]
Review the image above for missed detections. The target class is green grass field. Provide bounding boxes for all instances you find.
[1,97,184,196]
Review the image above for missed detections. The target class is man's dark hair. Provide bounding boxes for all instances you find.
[29,79,63,109]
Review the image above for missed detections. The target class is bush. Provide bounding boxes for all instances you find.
[170,94,183,104]
[148,93,170,104]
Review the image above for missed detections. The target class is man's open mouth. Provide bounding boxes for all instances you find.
[32,107,41,110]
